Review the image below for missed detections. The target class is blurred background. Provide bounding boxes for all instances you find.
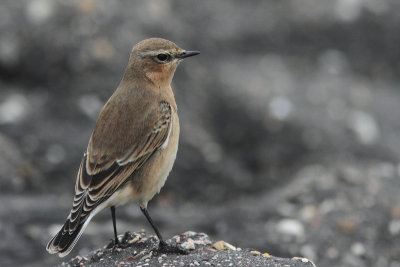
[1,0,400,266]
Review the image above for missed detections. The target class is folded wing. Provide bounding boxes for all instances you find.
[46,101,172,256]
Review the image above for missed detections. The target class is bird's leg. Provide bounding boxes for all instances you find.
[140,207,165,244]
[140,207,187,254]
[110,206,119,246]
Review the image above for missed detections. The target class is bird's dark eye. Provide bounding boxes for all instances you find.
[156,53,170,62]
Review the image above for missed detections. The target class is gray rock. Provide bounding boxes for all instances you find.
[61,231,315,267]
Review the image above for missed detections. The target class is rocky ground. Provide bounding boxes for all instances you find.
[60,231,315,267]
[1,0,400,266]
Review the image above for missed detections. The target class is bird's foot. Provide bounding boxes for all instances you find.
[106,238,125,250]
[153,240,188,255]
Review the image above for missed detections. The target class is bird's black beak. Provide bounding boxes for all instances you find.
[176,51,200,59]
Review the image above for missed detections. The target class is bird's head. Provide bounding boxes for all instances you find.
[126,38,199,86]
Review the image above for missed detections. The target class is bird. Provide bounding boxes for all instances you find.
[46,38,199,257]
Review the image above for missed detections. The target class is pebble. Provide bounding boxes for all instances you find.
[276,219,305,239]
[0,93,29,124]
[26,0,55,24]
[389,220,400,236]
[213,241,236,251]
[185,231,198,237]
[348,110,379,145]
[140,252,153,261]
[295,257,316,267]
[61,231,316,266]
[351,242,366,257]
[269,96,293,121]
[181,238,196,250]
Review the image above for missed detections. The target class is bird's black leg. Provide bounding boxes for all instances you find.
[140,207,165,244]
[140,207,187,254]
[111,206,119,245]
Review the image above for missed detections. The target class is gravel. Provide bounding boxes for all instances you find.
[60,231,315,267]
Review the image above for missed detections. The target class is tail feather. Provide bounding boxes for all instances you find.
[46,153,129,257]
[46,215,93,257]
[46,193,115,257]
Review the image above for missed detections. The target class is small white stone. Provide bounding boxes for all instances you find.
[184,231,197,237]
[292,257,309,263]
[181,238,196,250]
[276,219,305,239]
[389,220,400,236]
[26,0,55,24]
[348,110,379,145]
[351,242,366,257]
[335,0,362,22]
[269,96,292,121]
[0,93,29,124]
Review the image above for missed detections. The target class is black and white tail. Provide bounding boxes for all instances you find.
[46,215,87,257]
[46,156,108,257]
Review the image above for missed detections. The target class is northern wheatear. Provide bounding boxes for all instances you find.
[46,38,199,257]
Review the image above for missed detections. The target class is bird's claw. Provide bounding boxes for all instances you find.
[153,240,188,255]
[107,238,126,250]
